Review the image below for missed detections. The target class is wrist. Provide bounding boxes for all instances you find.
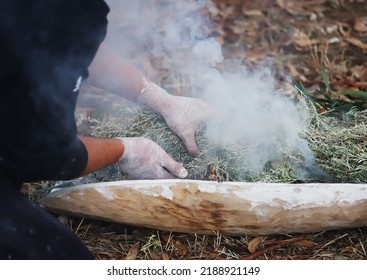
[138,77,174,114]
[115,137,145,162]
[115,137,128,161]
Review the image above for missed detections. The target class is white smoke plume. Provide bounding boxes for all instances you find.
[104,0,319,177]
[202,67,314,175]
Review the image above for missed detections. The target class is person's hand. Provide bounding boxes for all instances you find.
[161,96,213,156]
[117,137,188,179]
[138,77,213,156]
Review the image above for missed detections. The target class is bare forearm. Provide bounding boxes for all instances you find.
[87,43,173,114]
[78,136,124,176]
[87,43,144,102]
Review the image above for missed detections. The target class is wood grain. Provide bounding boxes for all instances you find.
[39,179,367,235]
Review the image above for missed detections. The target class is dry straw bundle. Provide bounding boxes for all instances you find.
[89,101,367,184]
[88,95,367,183]
[304,108,367,183]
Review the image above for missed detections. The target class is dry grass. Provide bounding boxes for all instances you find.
[88,102,367,184]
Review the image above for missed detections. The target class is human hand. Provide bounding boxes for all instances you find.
[117,137,188,179]
[138,77,213,156]
[161,96,213,156]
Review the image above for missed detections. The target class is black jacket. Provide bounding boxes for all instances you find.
[0,0,109,185]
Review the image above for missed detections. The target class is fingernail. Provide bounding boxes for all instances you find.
[179,168,188,178]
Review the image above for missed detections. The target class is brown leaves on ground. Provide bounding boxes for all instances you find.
[247,236,264,253]
[276,0,327,17]
[209,0,367,96]
[125,242,141,260]
[354,17,367,33]
[71,218,367,260]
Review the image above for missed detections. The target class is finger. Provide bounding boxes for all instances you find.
[127,167,176,180]
[181,132,200,157]
[161,156,188,179]
[158,168,178,179]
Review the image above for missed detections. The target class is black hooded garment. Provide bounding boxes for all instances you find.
[0,0,110,259]
[0,0,109,186]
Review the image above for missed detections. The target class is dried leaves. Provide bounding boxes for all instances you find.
[54,215,367,260]
[247,237,264,253]
[346,37,367,50]
[354,17,367,33]
[209,0,367,97]
[125,242,140,260]
[276,0,327,17]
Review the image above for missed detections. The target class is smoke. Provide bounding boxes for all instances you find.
[104,0,320,178]
[202,67,315,175]
[104,0,222,93]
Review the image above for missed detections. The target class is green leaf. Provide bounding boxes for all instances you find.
[341,90,367,99]
[294,81,308,95]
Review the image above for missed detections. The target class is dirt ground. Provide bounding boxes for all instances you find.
[27,0,367,260]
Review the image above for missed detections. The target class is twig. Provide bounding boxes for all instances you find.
[240,236,305,260]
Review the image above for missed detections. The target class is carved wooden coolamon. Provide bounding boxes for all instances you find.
[39,179,367,235]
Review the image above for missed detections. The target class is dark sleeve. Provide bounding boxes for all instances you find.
[0,0,109,182]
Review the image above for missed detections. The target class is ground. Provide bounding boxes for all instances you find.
[27,0,367,259]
